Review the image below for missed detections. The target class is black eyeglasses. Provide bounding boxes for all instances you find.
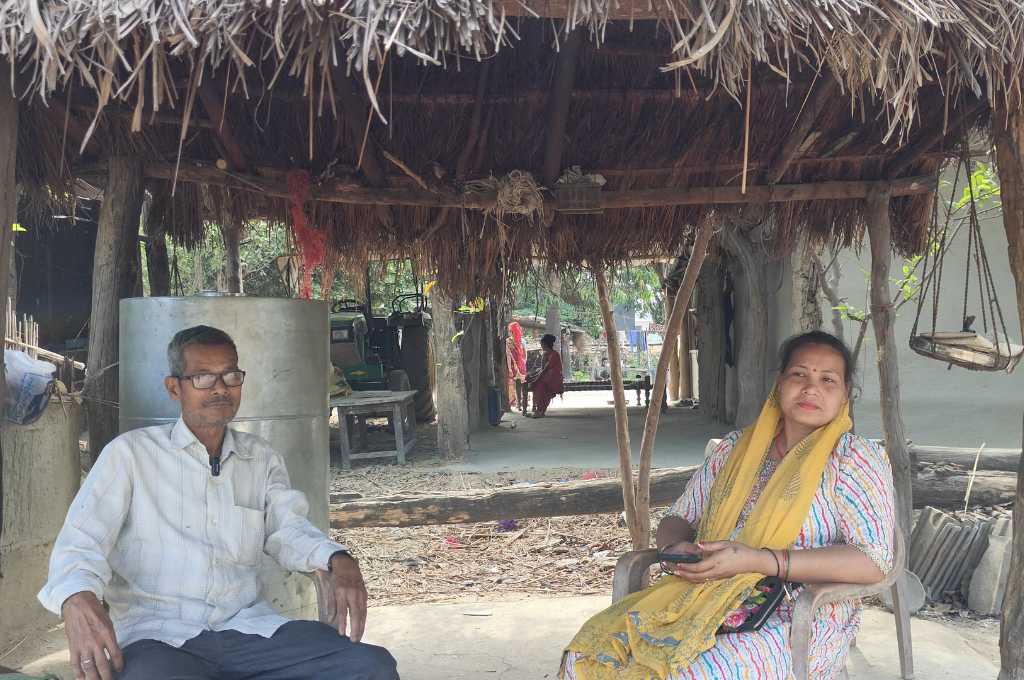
[177,370,246,390]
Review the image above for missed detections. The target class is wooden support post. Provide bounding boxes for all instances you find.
[542,28,583,186]
[144,188,172,296]
[678,305,693,400]
[634,220,716,546]
[594,268,643,548]
[86,156,145,461]
[665,288,681,402]
[431,292,469,458]
[696,258,728,421]
[0,66,17,572]
[221,221,243,294]
[993,100,1024,680]
[865,186,914,545]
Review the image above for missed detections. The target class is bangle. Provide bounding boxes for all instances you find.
[783,549,792,582]
[763,548,781,577]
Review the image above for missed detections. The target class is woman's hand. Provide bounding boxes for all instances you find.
[667,541,773,583]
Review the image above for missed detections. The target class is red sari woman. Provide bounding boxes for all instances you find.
[505,322,527,407]
[527,334,564,418]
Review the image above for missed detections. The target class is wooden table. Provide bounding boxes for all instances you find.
[330,390,417,470]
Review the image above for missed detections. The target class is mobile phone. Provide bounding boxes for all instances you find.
[657,550,702,564]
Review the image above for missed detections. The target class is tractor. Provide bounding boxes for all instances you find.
[329,293,435,421]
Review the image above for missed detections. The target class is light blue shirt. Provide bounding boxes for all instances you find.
[38,418,346,648]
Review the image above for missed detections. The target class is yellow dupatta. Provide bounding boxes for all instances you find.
[562,391,852,680]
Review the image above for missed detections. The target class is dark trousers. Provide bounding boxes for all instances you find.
[117,620,398,680]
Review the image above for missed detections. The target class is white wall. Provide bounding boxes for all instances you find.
[836,166,1024,449]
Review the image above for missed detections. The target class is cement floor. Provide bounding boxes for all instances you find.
[441,391,722,473]
[5,595,998,679]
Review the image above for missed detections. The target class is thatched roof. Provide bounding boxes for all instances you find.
[6,1,1022,294]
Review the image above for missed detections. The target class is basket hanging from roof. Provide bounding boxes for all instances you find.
[909,146,1023,373]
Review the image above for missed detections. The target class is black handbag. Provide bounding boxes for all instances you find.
[715,576,788,634]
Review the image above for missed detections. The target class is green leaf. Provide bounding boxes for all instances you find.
[450,330,465,343]
[11,222,25,232]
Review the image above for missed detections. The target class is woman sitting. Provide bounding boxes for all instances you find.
[526,333,565,418]
[561,330,895,680]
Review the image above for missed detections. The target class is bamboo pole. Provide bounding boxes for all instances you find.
[594,267,644,549]
[993,95,1024,680]
[629,219,718,546]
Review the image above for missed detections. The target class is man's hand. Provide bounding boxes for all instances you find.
[328,553,368,642]
[61,591,123,680]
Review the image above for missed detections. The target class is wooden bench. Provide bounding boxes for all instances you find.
[520,376,652,414]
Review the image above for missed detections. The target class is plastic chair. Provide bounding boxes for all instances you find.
[610,529,913,679]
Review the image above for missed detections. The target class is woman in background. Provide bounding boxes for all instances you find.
[527,334,564,418]
[506,322,527,408]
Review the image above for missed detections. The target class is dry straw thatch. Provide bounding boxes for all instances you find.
[3,1,1022,294]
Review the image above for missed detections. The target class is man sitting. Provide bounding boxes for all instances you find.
[38,325,398,680]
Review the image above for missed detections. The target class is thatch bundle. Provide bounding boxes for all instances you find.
[2,1,1019,295]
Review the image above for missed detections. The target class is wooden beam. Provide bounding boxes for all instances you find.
[766,75,839,184]
[865,185,914,543]
[885,99,986,179]
[542,28,584,186]
[86,156,144,462]
[198,77,250,173]
[327,465,1018,528]
[122,161,936,209]
[333,72,388,186]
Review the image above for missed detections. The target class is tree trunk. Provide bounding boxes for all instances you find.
[723,225,771,428]
[594,268,643,548]
[221,220,243,294]
[994,100,1024,680]
[793,236,823,333]
[0,69,17,572]
[143,189,171,296]
[865,187,914,545]
[86,156,145,461]
[665,288,681,402]
[634,220,716,547]
[461,312,483,429]
[696,258,728,422]
[432,292,470,458]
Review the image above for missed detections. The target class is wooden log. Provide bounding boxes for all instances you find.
[198,76,250,173]
[86,156,144,462]
[909,444,1021,473]
[696,258,728,422]
[125,161,936,210]
[221,221,243,294]
[634,219,716,547]
[594,267,643,548]
[328,466,1018,529]
[331,466,698,528]
[993,97,1024,680]
[865,186,914,544]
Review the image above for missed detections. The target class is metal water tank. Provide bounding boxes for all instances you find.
[119,293,330,619]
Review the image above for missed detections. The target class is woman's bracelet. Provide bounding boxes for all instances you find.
[763,548,781,577]
[783,549,792,582]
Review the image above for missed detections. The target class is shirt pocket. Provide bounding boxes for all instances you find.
[226,505,266,566]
